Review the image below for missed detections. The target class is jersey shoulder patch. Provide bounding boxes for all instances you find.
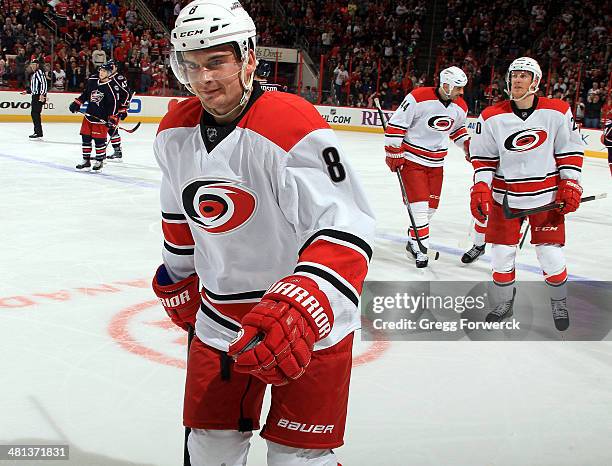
[481,100,512,121]
[238,92,329,152]
[157,97,202,134]
[411,87,437,103]
[536,97,569,114]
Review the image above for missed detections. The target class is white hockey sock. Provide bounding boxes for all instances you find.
[535,244,568,300]
[491,244,517,303]
[266,440,337,466]
[187,429,252,466]
[408,201,429,249]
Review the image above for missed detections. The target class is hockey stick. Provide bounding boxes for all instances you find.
[502,191,607,219]
[518,218,529,249]
[374,98,440,260]
[81,112,142,133]
[184,326,194,466]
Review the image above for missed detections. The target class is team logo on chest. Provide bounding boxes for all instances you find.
[182,178,257,234]
[428,116,454,131]
[504,128,548,152]
[90,89,104,104]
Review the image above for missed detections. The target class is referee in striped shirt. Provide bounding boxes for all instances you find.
[26,60,48,139]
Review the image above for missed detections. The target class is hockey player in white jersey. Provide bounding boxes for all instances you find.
[384,66,470,267]
[469,57,584,331]
[151,1,375,464]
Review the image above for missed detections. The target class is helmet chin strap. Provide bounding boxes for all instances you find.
[201,59,255,121]
[507,78,540,102]
[440,83,453,99]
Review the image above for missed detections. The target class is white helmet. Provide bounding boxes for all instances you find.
[439,66,467,98]
[170,0,256,114]
[505,57,542,101]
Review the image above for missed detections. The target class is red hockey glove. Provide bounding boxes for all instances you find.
[470,182,492,222]
[228,275,334,386]
[385,153,405,172]
[463,139,471,163]
[556,179,583,214]
[106,114,120,128]
[152,265,200,331]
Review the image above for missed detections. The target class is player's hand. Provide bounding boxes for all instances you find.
[556,179,583,214]
[106,114,120,128]
[69,100,81,113]
[470,182,492,222]
[228,275,334,386]
[39,95,46,103]
[118,109,128,120]
[152,264,200,331]
[385,153,405,171]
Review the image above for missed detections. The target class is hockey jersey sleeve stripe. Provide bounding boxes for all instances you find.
[162,212,187,221]
[384,126,406,136]
[554,155,583,169]
[294,263,359,307]
[449,127,468,139]
[298,229,373,261]
[492,186,558,197]
[384,145,404,154]
[164,241,194,256]
[297,240,369,293]
[388,122,408,130]
[162,221,195,247]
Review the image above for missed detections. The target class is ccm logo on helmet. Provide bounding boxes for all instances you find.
[504,128,548,152]
[182,178,257,234]
[277,419,334,434]
[428,116,454,131]
[179,30,205,37]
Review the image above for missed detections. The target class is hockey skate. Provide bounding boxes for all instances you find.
[29,133,42,139]
[92,160,104,172]
[550,297,569,331]
[461,244,485,264]
[76,159,92,170]
[107,149,123,161]
[486,288,516,323]
[406,241,428,268]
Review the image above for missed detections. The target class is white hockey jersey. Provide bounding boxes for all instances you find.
[470,97,584,209]
[384,87,469,167]
[154,84,376,352]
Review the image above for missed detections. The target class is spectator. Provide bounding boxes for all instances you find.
[91,43,107,69]
[52,63,66,91]
[584,94,602,128]
[15,48,27,89]
[333,63,349,105]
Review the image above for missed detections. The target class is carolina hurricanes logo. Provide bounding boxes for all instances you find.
[182,179,257,234]
[428,116,455,131]
[504,128,548,152]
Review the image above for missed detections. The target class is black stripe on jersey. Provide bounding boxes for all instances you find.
[475,167,496,174]
[453,133,469,142]
[384,134,404,139]
[388,122,408,130]
[493,187,558,197]
[555,151,583,157]
[298,229,373,261]
[202,286,266,301]
[163,241,194,255]
[403,141,447,153]
[405,151,443,163]
[495,171,558,183]
[294,264,359,307]
[558,166,582,172]
[449,127,465,137]
[162,212,187,221]
[470,155,500,161]
[200,302,241,332]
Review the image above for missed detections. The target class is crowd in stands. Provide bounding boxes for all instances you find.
[0,0,609,127]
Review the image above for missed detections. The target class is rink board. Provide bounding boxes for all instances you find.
[0,90,607,158]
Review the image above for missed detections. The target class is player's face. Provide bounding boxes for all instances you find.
[510,70,534,98]
[183,45,255,114]
[99,68,109,80]
[449,85,464,100]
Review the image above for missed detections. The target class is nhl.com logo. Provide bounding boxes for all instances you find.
[181,178,257,234]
